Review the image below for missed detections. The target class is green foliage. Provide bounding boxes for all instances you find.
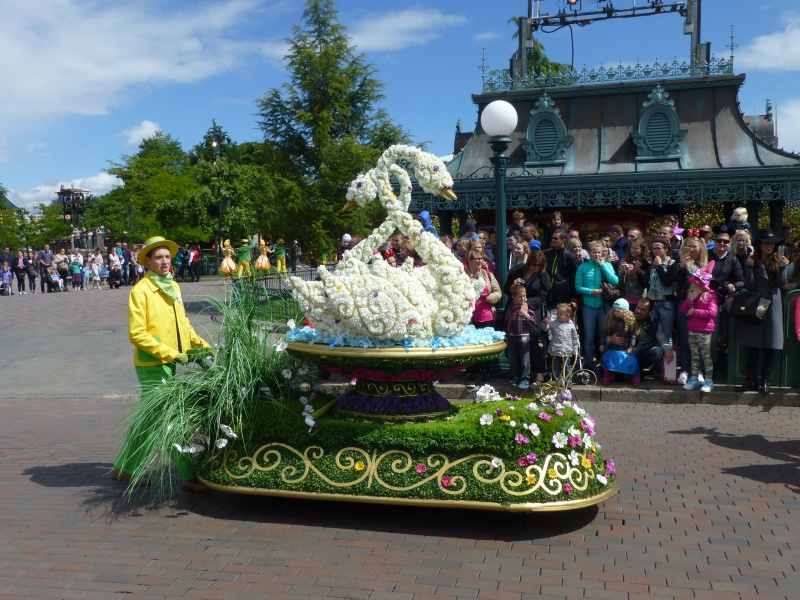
[255,0,410,257]
[509,17,572,78]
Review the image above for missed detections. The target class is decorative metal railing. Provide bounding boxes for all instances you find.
[483,57,734,93]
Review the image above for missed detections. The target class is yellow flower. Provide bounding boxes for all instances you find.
[499,415,511,422]
[525,474,536,485]
[354,461,365,471]
[547,468,558,479]
[581,458,592,469]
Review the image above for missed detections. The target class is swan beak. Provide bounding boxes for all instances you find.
[439,187,457,201]
[342,200,358,213]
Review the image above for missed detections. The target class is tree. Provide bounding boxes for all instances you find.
[0,183,11,209]
[509,17,572,79]
[255,0,411,259]
[96,132,200,242]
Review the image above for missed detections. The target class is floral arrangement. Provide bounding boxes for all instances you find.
[289,145,485,346]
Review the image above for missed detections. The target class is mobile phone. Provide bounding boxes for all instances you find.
[549,309,558,321]
[777,245,785,259]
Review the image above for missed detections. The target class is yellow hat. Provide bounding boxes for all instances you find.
[137,236,179,266]
[277,238,284,244]
[260,240,265,247]
[223,239,231,248]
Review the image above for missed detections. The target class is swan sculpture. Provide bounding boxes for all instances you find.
[289,145,478,343]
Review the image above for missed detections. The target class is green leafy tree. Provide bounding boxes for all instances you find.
[509,17,572,78]
[255,0,411,259]
[0,183,11,209]
[96,132,200,243]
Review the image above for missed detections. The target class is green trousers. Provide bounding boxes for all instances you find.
[113,364,196,481]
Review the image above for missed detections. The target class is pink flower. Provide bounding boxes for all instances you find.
[556,410,564,417]
[415,463,427,474]
[441,476,452,488]
[526,453,537,465]
[518,457,528,467]
[564,484,573,495]
[514,433,530,444]
[569,435,582,448]
[408,318,416,325]
[605,459,616,476]
[372,249,380,254]
[539,412,552,421]
[588,455,596,464]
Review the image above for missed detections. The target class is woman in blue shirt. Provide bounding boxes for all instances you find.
[575,241,619,368]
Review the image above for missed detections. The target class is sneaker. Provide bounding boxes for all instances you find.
[465,376,476,390]
[700,381,714,393]
[683,377,702,390]
[510,377,520,387]
[677,372,688,386]
[517,380,530,390]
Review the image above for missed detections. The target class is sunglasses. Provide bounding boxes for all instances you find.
[715,239,730,244]
[700,230,712,235]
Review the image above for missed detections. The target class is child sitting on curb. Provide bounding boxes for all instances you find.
[601,298,641,386]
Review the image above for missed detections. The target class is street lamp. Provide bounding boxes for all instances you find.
[480,99,518,310]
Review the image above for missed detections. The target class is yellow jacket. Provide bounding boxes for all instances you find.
[129,276,210,367]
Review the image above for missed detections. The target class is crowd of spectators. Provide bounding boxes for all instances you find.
[338,209,800,393]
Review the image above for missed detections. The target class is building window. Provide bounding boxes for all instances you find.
[632,85,686,161]
[521,93,573,165]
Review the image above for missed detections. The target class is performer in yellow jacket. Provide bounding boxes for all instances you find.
[110,235,211,492]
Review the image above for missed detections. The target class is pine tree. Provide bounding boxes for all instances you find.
[255,0,411,260]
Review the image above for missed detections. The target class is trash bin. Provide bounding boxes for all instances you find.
[780,290,800,388]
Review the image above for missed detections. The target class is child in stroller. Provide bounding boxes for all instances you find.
[0,261,12,296]
[45,266,64,292]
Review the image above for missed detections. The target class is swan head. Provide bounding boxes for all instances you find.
[411,149,457,201]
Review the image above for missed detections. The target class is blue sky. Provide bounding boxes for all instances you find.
[2,0,799,212]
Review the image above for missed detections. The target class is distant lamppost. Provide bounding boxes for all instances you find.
[480,100,518,311]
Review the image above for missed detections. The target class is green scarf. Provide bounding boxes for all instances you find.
[146,270,177,304]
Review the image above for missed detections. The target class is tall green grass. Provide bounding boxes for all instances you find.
[120,291,293,498]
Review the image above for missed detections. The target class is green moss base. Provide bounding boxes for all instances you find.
[197,396,617,511]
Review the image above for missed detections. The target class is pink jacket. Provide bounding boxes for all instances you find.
[679,291,718,334]
[794,296,800,342]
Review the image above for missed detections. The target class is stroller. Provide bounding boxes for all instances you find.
[546,307,594,387]
[45,266,63,292]
[0,281,9,296]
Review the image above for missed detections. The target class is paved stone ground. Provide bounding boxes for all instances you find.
[1,277,799,598]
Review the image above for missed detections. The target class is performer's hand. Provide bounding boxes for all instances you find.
[175,353,189,365]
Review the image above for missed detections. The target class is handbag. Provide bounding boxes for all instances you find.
[600,268,621,304]
[727,290,771,323]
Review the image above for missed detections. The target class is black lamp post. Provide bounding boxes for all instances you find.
[480,100,518,311]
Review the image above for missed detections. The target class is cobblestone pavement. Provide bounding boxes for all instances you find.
[1,397,798,599]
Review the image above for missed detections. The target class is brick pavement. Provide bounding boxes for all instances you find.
[0,397,798,599]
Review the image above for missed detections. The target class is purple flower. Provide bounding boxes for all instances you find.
[564,483,573,495]
[556,410,564,417]
[605,459,616,476]
[373,291,379,297]
[433,165,440,172]
[441,476,452,488]
[415,463,427,474]
[559,389,572,401]
[514,433,530,444]
[356,182,362,188]
[539,412,552,421]
[518,457,528,467]
[526,453,537,465]
[495,409,503,415]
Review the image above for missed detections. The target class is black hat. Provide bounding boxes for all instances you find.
[713,224,729,235]
[753,229,781,245]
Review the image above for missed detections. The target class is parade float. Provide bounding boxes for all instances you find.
[131,145,617,511]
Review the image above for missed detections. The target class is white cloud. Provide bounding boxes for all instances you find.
[473,31,502,43]
[775,98,800,155]
[8,172,123,213]
[119,121,161,148]
[22,142,50,157]
[349,10,468,52]
[738,14,800,71]
[0,0,273,119]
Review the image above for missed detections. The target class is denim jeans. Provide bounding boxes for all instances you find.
[636,345,664,372]
[676,309,691,373]
[582,303,609,367]
[650,299,674,347]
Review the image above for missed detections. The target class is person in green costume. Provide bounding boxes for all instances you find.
[273,237,287,273]
[110,236,212,492]
[236,238,253,277]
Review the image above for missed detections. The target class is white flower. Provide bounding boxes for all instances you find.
[491,457,503,469]
[508,406,515,411]
[568,426,581,437]
[480,414,493,426]
[303,406,315,414]
[282,369,293,379]
[287,319,296,329]
[596,474,608,485]
[508,420,516,428]
[569,450,580,466]
[215,438,229,449]
[260,386,272,397]
[583,433,593,447]
[161,378,168,385]
[298,396,309,405]
[525,402,538,411]
[173,443,198,454]
[432,380,439,387]
[552,432,568,449]
[298,366,310,376]
[275,341,288,352]
[240,387,248,396]
[305,415,316,428]
[528,423,541,436]
[219,424,238,439]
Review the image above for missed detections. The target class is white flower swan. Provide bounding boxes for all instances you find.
[289,145,477,343]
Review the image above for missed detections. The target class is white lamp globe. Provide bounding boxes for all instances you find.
[481,100,518,137]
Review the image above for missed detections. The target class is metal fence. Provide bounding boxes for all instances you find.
[222,268,323,324]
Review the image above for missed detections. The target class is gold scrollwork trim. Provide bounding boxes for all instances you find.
[355,379,433,397]
[208,444,607,500]
[287,339,507,360]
